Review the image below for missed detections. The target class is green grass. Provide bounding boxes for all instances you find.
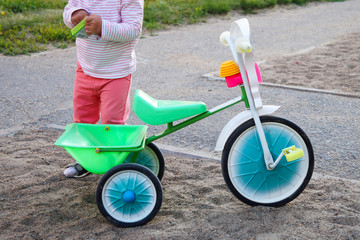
[0,0,67,13]
[0,9,72,55]
[0,0,345,55]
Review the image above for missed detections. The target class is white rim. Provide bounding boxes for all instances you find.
[102,170,157,223]
[228,122,309,204]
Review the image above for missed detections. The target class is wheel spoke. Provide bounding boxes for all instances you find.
[133,172,138,190]
[106,187,123,194]
[133,202,147,215]
[278,174,296,186]
[242,172,257,190]
[253,178,266,197]
[105,193,122,200]
[240,137,261,151]
[230,149,261,165]
[136,184,152,195]
[113,176,126,192]
[110,201,126,211]
[267,127,284,150]
[141,153,152,165]
[136,199,154,203]
[233,170,258,178]
[283,164,303,178]
[134,178,147,191]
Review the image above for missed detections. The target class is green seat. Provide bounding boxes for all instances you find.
[133,90,207,125]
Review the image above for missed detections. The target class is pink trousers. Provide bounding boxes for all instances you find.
[73,63,131,125]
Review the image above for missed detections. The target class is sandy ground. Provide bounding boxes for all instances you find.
[1,16,360,240]
[0,128,359,240]
[261,32,360,96]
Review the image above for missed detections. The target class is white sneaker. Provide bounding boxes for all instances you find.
[64,166,78,178]
[63,163,90,178]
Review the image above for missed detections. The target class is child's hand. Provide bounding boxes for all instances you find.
[71,9,89,26]
[85,15,102,36]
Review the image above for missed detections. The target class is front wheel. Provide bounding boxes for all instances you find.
[96,163,162,227]
[222,116,314,207]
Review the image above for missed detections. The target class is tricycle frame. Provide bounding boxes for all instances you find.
[56,17,315,228]
[145,86,249,145]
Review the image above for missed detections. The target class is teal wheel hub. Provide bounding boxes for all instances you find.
[122,190,136,203]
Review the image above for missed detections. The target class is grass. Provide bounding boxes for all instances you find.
[0,0,345,55]
[0,9,71,55]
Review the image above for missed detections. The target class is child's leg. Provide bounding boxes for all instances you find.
[99,75,132,124]
[66,64,104,178]
[73,63,101,124]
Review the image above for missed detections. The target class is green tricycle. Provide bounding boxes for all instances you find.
[55,18,314,227]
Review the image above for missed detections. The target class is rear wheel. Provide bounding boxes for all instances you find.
[96,163,162,227]
[222,116,314,207]
[124,143,165,180]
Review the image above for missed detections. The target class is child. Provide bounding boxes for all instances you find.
[62,0,144,177]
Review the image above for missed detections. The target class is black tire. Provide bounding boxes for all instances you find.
[96,163,162,227]
[222,116,314,207]
[124,143,165,181]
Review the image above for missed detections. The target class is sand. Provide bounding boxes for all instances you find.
[261,32,360,97]
[0,128,359,239]
[1,26,359,240]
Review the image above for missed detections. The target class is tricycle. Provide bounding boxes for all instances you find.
[55,18,314,227]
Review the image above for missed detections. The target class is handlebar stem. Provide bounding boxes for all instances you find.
[225,34,274,170]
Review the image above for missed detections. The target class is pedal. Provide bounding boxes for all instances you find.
[282,146,304,162]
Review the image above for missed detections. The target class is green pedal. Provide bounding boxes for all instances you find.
[282,146,304,162]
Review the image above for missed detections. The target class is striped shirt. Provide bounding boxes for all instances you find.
[63,0,144,79]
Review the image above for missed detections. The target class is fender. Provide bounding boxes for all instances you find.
[214,105,280,151]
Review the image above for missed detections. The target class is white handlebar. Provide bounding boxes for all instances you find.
[219,18,262,110]
[219,31,230,47]
[235,38,252,53]
[220,31,252,53]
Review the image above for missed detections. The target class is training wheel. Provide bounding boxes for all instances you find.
[96,163,162,227]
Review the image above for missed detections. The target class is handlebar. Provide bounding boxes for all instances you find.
[220,31,252,53]
[235,38,252,53]
[219,18,263,110]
